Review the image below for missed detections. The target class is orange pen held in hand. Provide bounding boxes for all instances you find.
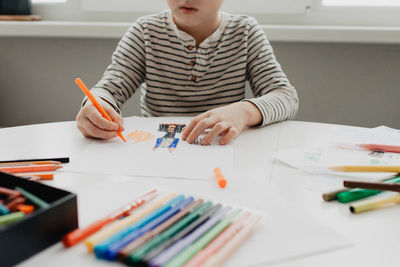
[214,167,227,188]
[75,78,126,142]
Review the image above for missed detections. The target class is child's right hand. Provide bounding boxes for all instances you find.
[76,98,124,139]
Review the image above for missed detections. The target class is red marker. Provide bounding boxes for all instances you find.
[358,144,400,153]
[62,189,158,247]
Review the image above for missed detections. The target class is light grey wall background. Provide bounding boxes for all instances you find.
[0,37,399,129]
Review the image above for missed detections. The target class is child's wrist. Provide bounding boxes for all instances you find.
[239,101,262,127]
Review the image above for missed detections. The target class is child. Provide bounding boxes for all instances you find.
[76,0,298,145]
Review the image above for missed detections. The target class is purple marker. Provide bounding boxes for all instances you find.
[150,206,232,267]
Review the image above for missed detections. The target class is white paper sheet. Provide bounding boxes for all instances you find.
[274,125,400,180]
[273,146,399,180]
[330,125,400,145]
[62,117,234,180]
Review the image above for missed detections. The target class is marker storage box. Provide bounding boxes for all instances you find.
[0,172,78,266]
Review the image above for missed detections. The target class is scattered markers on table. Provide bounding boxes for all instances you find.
[62,189,261,267]
[322,175,400,214]
[0,186,47,226]
[0,158,68,183]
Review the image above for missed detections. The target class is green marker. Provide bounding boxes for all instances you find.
[0,212,25,225]
[140,203,222,264]
[164,209,241,267]
[125,201,213,264]
[15,187,50,209]
[337,176,400,203]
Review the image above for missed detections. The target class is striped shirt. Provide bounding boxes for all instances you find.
[91,10,298,127]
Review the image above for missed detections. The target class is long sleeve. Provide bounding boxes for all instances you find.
[90,21,147,110]
[244,19,298,126]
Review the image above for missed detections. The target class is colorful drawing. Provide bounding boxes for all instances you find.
[192,137,210,146]
[126,130,154,143]
[153,123,186,152]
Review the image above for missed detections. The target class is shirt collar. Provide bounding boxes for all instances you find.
[164,9,228,46]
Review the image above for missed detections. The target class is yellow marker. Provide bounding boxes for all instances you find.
[330,165,400,173]
[84,193,176,252]
[350,193,400,214]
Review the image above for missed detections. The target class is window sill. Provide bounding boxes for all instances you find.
[1,20,400,44]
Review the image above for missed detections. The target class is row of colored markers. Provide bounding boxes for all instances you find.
[62,189,261,267]
[0,157,71,181]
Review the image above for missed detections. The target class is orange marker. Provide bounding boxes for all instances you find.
[0,165,62,174]
[62,189,157,247]
[75,78,126,142]
[214,167,227,188]
[35,173,54,180]
[16,204,35,214]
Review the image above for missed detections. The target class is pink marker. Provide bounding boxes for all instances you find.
[359,144,400,153]
[183,212,252,267]
[201,215,261,267]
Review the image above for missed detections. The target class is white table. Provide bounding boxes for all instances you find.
[1,119,399,267]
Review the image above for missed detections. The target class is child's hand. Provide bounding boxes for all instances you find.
[76,98,124,139]
[182,102,262,145]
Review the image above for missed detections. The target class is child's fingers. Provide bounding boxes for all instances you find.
[81,119,118,139]
[77,113,117,139]
[103,102,125,131]
[182,113,208,140]
[85,105,120,131]
[185,116,219,144]
[219,127,239,145]
[201,121,231,145]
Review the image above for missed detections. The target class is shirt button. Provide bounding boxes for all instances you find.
[189,61,195,67]
[191,75,197,81]
[188,45,194,51]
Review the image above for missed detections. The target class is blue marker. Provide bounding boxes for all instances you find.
[0,203,9,215]
[104,197,194,260]
[94,195,185,260]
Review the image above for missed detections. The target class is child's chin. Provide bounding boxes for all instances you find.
[175,16,200,27]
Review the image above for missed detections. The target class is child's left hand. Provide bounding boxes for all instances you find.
[182,101,262,145]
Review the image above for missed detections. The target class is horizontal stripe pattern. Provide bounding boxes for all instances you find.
[91,10,298,126]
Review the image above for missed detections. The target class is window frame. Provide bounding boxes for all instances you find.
[31,0,66,3]
[80,0,310,14]
[30,0,400,28]
[305,0,400,27]
[322,0,400,7]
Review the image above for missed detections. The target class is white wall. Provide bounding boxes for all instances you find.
[0,36,399,128]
